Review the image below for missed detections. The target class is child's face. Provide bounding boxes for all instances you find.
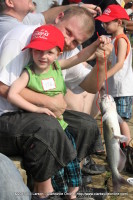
[102,20,119,34]
[32,47,60,71]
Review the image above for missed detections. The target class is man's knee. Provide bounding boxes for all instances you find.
[21,128,76,182]
[64,110,98,130]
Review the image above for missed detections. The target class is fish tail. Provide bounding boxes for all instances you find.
[112,174,129,192]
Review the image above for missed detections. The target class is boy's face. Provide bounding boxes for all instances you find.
[32,47,60,72]
[55,15,93,51]
[102,20,119,34]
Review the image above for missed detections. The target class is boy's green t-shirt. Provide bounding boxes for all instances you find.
[25,61,68,130]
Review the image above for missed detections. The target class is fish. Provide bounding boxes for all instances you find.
[99,94,129,192]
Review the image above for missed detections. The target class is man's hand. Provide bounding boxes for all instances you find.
[50,94,67,117]
[44,3,102,24]
[82,4,102,17]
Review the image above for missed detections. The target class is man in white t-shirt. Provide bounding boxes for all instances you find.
[0,0,105,165]
[0,6,113,199]
[0,0,102,117]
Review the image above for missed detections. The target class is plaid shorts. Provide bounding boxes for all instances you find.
[52,128,82,193]
[114,96,133,120]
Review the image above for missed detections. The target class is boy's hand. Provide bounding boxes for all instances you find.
[97,35,112,46]
[36,107,56,118]
[51,94,67,117]
[95,43,113,65]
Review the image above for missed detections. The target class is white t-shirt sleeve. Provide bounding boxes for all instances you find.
[126,8,133,15]
[59,48,91,91]
[23,13,45,25]
[0,39,30,86]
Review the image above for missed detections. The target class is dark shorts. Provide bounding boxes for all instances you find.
[63,110,104,161]
[114,96,133,120]
[0,111,76,182]
[0,110,103,182]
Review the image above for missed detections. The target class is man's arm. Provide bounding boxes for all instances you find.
[0,81,66,117]
[42,4,101,24]
[0,82,9,98]
[79,43,113,93]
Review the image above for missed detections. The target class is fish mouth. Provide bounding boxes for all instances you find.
[98,94,115,105]
[98,94,116,115]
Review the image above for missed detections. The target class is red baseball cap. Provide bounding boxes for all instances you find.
[22,25,64,52]
[95,4,129,22]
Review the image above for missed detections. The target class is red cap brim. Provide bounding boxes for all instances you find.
[95,15,118,22]
[95,14,129,22]
[22,40,63,51]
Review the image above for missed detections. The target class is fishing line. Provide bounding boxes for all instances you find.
[104,50,109,96]
[96,32,109,134]
[96,56,103,134]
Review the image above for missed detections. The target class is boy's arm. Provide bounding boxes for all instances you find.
[20,89,66,117]
[107,38,127,79]
[59,36,111,70]
[21,88,66,116]
[7,71,56,117]
[0,82,66,118]
[7,71,41,112]
[59,39,100,70]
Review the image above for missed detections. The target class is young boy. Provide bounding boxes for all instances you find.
[7,24,109,199]
[96,4,133,145]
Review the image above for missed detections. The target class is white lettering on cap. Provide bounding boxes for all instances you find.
[103,8,111,16]
[32,29,49,40]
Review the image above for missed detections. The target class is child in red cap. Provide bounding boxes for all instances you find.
[96,5,133,146]
[7,24,110,199]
